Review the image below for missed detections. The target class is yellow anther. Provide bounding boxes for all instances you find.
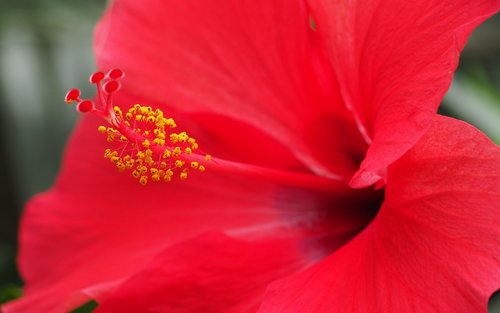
[180,170,188,180]
[151,174,160,182]
[111,156,119,163]
[172,147,181,156]
[139,166,147,174]
[163,149,171,158]
[132,170,140,178]
[144,131,150,136]
[120,136,128,142]
[107,135,115,142]
[153,138,164,145]
[188,138,196,144]
[170,133,179,143]
[166,118,176,128]
[145,149,153,157]
[98,126,107,134]
[191,143,199,150]
[140,176,148,185]
[190,161,199,169]
[178,132,188,143]
[126,112,133,120]
[142,139,150,148]
[150,168,158,175]
[136,115,143,121]
[205,154,212,161]
[163,169,173,182]
[117,162,126,172]
[147,116,155,123]
[175,160,185,168]
[185,147,192,154]
[198,165,206,172]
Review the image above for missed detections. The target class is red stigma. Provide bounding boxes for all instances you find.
[77,100,94,113]
[89,72,105,83]
[65,88,81,103]
[65,68,125,120]
[107,68,124,79]
[104,80,120,94]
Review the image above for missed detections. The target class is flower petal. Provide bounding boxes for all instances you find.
[3,113,373,313]
[259,116,500,312]
[94,232,306,313]
[307,0,500,187]
[95,0,367,179]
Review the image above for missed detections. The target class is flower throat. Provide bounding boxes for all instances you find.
[65,69,210,185]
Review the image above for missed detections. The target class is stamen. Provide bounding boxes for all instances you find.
[65,69,349,192]
[65,69,210,185]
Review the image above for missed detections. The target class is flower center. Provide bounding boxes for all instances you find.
[65,69,210,185]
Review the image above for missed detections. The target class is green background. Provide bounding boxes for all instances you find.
[0,1,499,312]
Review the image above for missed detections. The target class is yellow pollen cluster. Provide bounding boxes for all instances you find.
[100,104,209,185]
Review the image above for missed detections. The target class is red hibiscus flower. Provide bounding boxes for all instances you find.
[4,0,500,312]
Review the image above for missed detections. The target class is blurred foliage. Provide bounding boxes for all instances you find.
[442,15,500,144]
[0,1,499,312]
[0,0,106,308]
[0,285,22,305]
[70,301,98,313]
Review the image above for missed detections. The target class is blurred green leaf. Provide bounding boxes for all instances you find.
[69,300,98,313]
[443,77,500,144]
[0,284,22,305]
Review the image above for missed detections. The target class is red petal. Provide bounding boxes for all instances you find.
[307,0,500,187]
[2,114,374,312]
[259,116,500,312]
[94,0,367,179]
[94,233,306,313]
